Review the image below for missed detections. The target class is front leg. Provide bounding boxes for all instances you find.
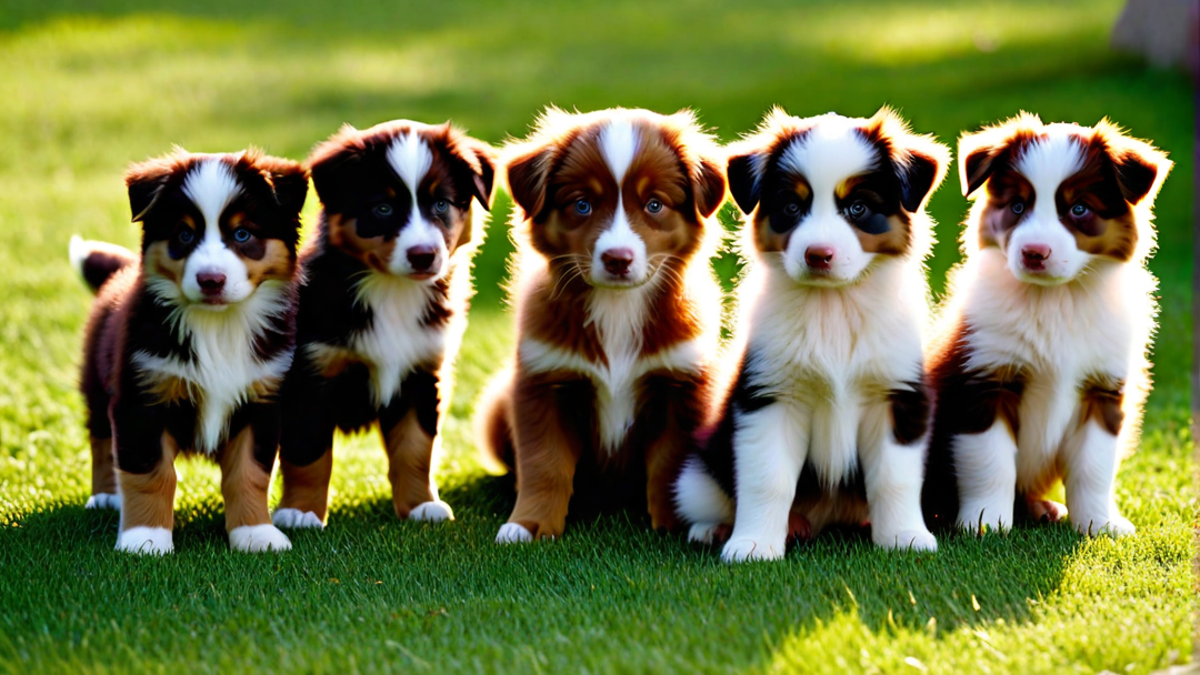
[275,369,338,529]
[112,396,176,555]
[640,373,708,531]
[498,377,589,543]
[379,370,452,522]
[722,401,808,563]
[1061,418,1133,537]
[954,419,1019,533]
[219,406,291,553]
[861,436,937,551]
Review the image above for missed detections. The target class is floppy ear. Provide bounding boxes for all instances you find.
[257,156,309,216]
[457,137,498,211]
[958,135,1006,198]
[505,145,552,219]
[898,148,948,212]
[125,160,173,222]
[306,125,368,214]
[692,157,727,219]
[726,151,764,215]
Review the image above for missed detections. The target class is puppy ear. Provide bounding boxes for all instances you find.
[505,144,552,219]
[692,157,727,219]
[125,158,175,222]
[898,151,942,212]
[455,137,498,212]
[958,112,1043,198]
[256,155,309,217]
[306,125,367,214]
[726,151,764,215]
[1095,120,1173,206]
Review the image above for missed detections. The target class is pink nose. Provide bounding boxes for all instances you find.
[601,248,634,276]
[407,245,437,272]
[805,246,835,270]
[196,271,226,295]
[1021,244,1051,271]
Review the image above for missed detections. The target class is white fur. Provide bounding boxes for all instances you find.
[116,526,173,555]
[408,500,454,522]
[600,118,638,184]
[1006,130,1089,284]
[134,280,294,454]
[495,522,533,544]
[180,159,253,304]
[593,119,649,286]
[386,132,449,279]
[68,235,88,277]
[954,420,1018,532]
[228,523,292,552]
[272,507,324,529]
[675,456,734,540]
[85,492,121,510]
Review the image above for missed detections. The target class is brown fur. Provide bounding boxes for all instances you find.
[277,450,334,523]
[382,408,438,518]
[117,431,179,531]
[218,427,275,532]
[89,437,117,496]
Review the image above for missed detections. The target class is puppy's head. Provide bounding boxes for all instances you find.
[726,107,950,287]
[505,107,725,289]
[307,121,496,282]
[126,149,307,309]
[959,113,1171,285]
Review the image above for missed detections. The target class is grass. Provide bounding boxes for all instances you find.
[0,0,1193,673]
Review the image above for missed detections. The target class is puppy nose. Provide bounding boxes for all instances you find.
[196,271,226,295]
[1021,244,1051,270]
[406,245,437,272]
[805,246,835,270]
[601,248,634,275]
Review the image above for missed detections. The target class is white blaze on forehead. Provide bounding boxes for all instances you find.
[182,159,242,230]
[778,114,879,189]
[386,130,434,197]
[600,118,639,184]
[385,130,446,278]
[1014,128,1086,199]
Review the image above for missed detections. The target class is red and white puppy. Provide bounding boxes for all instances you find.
[922,114,1171,536]
[273,121,495,529]
[72,149,307,554]
[475,107,726,542]
[674,108,949,561]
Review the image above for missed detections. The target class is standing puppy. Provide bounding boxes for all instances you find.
[674,108,948,561]
[922,114,1170,536]
[272,121,495,529]
[475,107,726,542]
[73,148,308,554]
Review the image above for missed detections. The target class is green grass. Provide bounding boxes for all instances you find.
[0,1,1193,673]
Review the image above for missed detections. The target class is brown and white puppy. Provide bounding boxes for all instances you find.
[674,108,950,561]
[272,121,495,529]
[474,107,726,542]
[921,114,1171,537]
[72,148,308,554]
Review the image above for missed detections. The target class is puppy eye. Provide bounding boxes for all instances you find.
[574,199,593,216]
[373,203,394,218]
[646,198,663,214]
[232,228,252,243]
[433,200,450,215]
[177,229,195,244]
[1011,201,1025,215]
[1070,203,1089,218]
[783,203,801,216]
[847,201,868,219]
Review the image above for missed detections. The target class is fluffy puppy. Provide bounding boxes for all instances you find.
[674,108,949,561]
[73,148,308,554]
[475,107,726,542]
[921,114,1171,536]
[272,121,495,529]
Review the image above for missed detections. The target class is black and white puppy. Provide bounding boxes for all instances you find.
[272,120,495,529]
[675,108,949,561]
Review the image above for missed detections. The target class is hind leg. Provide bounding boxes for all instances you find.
[86,436,121,510]
[675,456,734,544]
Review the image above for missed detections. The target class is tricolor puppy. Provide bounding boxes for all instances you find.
[475,107,726,542]
[674,108,948,561]
[272,120,495,529]
[73,148,308,555]
[921,114,1170,536]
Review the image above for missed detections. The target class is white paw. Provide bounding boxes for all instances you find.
[86,493,121,510]
[272,508,324,529]
[687,522,725,544]
[229,524,292,553]
[1073,513,1136,538]
[956,505,1013,534]
[115,526,173,555]
[495,523,533,544]
[408,500,454,522]
[874,528,938,552]
[721,536,785,563]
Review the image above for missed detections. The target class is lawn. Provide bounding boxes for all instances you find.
[0,0,1193,673]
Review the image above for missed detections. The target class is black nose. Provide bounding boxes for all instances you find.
[196,271,226,294]
[407,245,437,272]
[601,248,634,275]
[805,246,834,270]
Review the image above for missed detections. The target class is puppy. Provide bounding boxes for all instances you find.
[73,148,308,554]
[475,107,726,542]
[921,114,1171,536]
[272,121,495,529]
[674,108,949,561]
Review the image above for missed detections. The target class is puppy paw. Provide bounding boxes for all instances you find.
[229,524,292,553]
[115,526,173,555]
[495,523,534,544]
[875,528,938,552]
[409,500,454,522]
[721,537,785,563]
[956,505,1013,535]
[1073,513,1136,538]
[1026,498,1068,523]
[86,493,121,510]
[272,508,324,529]
[687,522,731,545]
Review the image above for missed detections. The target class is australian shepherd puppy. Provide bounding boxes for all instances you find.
[72,149,308,554]
[674,108,949,561]
[921,114,1171,536]
[271,121,495,530]
[474,107,727,542]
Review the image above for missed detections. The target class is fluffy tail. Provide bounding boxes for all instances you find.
[473,366,515,474]
[69,235,136,294]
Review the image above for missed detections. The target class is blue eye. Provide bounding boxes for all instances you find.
[783,203,801,216]
[433,200,450,215]
[177,229,195,244]
[646,199,663,214]
[232,228,251,243]
[847,201,868,219]
[574,199,592,216]
[1070,203,1089,218]
[373,203,394,218]
[1011,202,1025,215]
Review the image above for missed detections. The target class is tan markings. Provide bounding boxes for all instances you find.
[504,373,584,538]
[754,180,810,253]
[381,408,437,518]
[140,369,193,406]
[855,213,911,255]
[836,175,865,200]
[217,426,273,532]
[1059,164,1139,261]
[644,414,686,531]
[90,436,118,496]
[144,240,185,284]
[305,343,362,379]
[980,170,1034,250]
[118,431,178,531]
[325,212,397,273]
[1081,374,1125,436]
[243,238,296,286]
[278,449,333,523]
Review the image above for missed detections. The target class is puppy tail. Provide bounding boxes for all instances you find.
[473,366,515,475]
[69,235,136,294]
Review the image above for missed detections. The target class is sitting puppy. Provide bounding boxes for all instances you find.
[674,108,948,561]
[272,121,495,529]
[72,149,308,554]
[922,114,1171,536]
[475,107,726,542]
